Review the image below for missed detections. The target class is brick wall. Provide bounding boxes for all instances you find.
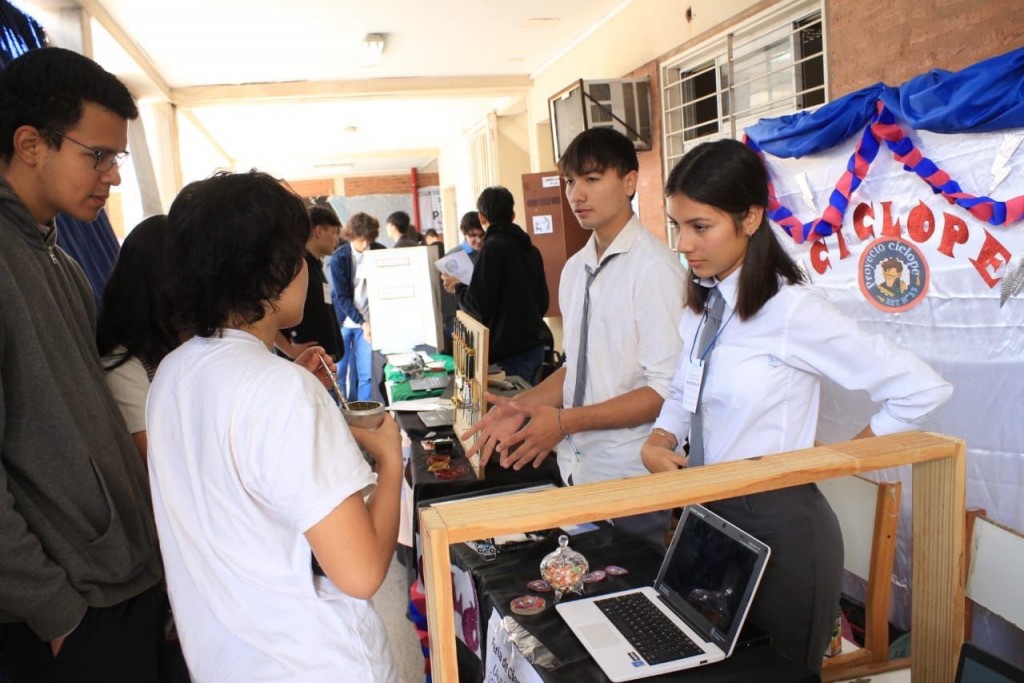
[342,173,440,197]
[286,177,335,199]
[627,60,668,244]
[827,0,1024,98]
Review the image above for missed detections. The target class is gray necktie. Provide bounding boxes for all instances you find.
[688,287,724,467]
[572,254,619,407]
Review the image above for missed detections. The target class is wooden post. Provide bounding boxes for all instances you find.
[419,432,966,681]
[911,440,967,681]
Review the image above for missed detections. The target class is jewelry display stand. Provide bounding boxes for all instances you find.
[452,310,488,478]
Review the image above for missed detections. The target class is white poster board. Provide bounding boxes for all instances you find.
[364,246,443,352]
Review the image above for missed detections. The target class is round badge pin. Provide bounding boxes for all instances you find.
[583,570,607,583]
[510,595,546,616]
[605,565,629,576]
[527,579,552,592]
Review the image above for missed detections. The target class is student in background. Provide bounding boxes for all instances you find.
[439,211,485,354]
[442,186,549,383]
[330,212,386,401]
[148,171,403,682]
[276,206,344,361]
[641,139,952,672]
[386,210,421,247]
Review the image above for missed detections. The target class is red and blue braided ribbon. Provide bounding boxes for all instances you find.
[749,100,1024,243]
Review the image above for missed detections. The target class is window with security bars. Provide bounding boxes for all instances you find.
[662,5,826,175]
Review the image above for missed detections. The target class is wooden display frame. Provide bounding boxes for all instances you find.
[452,310,488,477]
[419,431,967,682]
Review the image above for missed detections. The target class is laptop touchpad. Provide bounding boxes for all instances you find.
[579,622,621,648]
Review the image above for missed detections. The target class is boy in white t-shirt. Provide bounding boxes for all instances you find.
[147,171,403,682]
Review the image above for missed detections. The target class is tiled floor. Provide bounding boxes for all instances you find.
[374,553,427,683]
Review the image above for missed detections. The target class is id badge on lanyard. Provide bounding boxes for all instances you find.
[683,360,704,413]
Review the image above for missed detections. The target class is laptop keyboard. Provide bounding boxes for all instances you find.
[409,375,449,391]
[595,592,704,665]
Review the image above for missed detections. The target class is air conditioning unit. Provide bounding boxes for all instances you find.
[549,78,652,163]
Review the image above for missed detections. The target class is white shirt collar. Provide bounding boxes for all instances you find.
[694,266,742,310]
[581,214,643,268]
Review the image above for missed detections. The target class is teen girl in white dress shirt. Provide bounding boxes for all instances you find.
[640,139,952,673]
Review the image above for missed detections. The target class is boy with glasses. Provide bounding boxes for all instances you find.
[0,48,165,681]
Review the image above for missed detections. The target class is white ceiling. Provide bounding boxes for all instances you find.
[21,0,631,180]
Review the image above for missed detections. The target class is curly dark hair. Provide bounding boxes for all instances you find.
[97,215,178,370]
[880,257,904,273]
[168,171,310,337]
[0,47,137,162]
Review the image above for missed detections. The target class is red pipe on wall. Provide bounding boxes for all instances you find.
[411,167,421,234]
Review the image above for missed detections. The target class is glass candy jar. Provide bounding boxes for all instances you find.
[539,534,588,601]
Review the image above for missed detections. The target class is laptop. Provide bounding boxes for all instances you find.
[556,504,771,682]
[955,642,1024,682]
[409,375,450,392]
[419,407,454,428]
[417,380,456,427]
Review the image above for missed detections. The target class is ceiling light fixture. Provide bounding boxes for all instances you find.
[360,33,385,67]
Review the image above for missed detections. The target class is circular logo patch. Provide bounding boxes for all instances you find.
[858,237,929,312]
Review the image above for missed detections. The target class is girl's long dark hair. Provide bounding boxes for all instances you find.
[97,215,179,370]
[665,139,805,319]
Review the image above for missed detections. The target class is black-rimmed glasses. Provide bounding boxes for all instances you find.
[52,130,129,171]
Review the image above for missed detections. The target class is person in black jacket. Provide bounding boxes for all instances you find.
[275,206,344,360]
[385,210,421,248]
[442,186,549,383]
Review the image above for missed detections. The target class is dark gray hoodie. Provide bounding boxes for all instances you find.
[0,178,161,640]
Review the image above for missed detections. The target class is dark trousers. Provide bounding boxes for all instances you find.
[496,345,545,386]
[611,509,673,551]
[706,484,843,675]
[0,584,168,683]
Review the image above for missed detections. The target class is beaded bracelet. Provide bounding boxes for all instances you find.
[557,408,568,440]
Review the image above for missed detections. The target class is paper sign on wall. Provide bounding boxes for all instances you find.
[532,215,553,235]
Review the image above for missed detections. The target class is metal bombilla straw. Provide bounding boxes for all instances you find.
[318,353,350,410]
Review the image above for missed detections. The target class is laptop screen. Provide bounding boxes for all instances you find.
[956,642,1024,682]
[654,506,769,650]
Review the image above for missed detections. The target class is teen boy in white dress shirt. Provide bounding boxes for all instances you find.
[464,128,685,546]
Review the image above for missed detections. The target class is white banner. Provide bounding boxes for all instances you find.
[761,127,1024,627]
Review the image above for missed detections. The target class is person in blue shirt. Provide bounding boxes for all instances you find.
[440,212,485,354]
